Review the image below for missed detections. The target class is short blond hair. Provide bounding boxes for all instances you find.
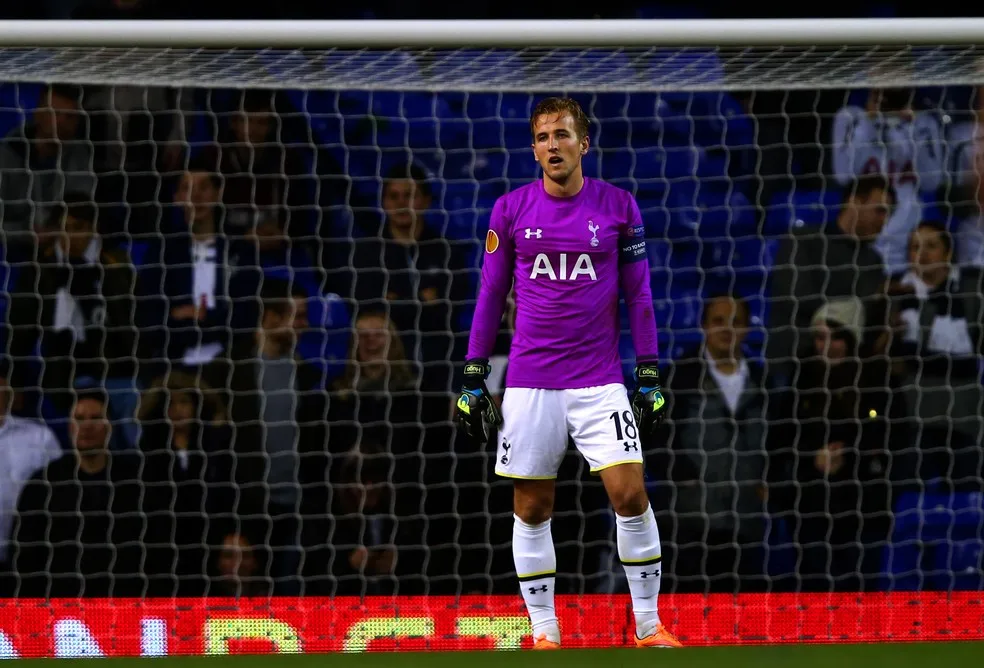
[530,97,590,141]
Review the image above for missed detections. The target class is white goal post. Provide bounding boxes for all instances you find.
[1,17,984,647]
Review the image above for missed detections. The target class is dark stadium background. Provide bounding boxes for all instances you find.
[2,2,984,20]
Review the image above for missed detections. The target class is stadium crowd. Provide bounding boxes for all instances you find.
[0,75,981,599]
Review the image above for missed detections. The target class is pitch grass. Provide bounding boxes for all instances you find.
[29,642,984,668]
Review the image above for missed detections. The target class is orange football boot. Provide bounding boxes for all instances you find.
[532,634,561,650]
[635,623,683,648]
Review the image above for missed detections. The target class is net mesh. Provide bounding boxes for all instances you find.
[1,45,984,90]
[0,42,981,613]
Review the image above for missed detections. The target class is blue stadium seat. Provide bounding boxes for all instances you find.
[764,188,843,236]
[442,181,499,239]
[591,93,630,140]
[0,83,41,139]
[674,91,754,153]
[884,491,984,591]
[624,93,692,146]
[505,148,539,181]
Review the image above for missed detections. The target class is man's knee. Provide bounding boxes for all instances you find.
[602,467,650,517]
[610,486,649,517]
[513,480,555,525]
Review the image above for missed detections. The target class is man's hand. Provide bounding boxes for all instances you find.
[814,441,845,477]
[170,295,209,322]
[455,358,503,443]
[631,363,667,439]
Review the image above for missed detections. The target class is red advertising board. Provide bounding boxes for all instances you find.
[0,593,981,657]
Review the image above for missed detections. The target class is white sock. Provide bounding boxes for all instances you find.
[513,515,559,643]
[616,506,662,639]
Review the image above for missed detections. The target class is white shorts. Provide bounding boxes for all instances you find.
[495,383,643,480]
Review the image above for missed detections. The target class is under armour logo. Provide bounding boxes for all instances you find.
[525,228,542,239]
[623,441,639,452]
[528,585,548,594]
[500,440,511,465]
[588,221,600,247]
[639,569,660,579]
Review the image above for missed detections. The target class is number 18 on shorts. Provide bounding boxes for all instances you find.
[495,383,642,480]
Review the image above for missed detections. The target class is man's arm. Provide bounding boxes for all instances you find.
[6,262,43,391]
[766,233,796,370]
[912,112,945,194]
[831,105,880,186]
[466,198,514,361]
[618,198,659,362]
[12,469,51,598]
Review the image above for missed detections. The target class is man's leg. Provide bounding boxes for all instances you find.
[494,387,567,647]
[512,479,559,645]
[565,384,677,645]
[599,463,664,639]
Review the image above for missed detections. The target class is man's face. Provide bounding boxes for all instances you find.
[382,178,430,231]
[702,297,749,359]
[166,390,195,430]
[70,398,109,454]
[909,226,951,280]
[35,90,80,142]
[849,188,891,240]
[532,112,587,187]
[263,296,309,346]
[175,170,220,226]
[813,323,850,363]
[217,534,257,579]
[230,111,272,147]
[62,213,95,258]
[254,211,285,251]
[356,314,391,363]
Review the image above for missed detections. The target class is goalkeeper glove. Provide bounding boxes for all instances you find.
[455,358,503,443]
[631,362,667,439]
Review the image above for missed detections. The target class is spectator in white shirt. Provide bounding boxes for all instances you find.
[945,82,984,267]
[0,358,61,593]
[832,87,945,274]
[659,293,771,593]
[888,222,984,490]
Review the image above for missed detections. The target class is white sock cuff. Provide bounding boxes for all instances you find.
[615,505,656,529]
[514,514,552,534]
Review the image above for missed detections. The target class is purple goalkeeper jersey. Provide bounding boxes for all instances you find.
[467,177,659,390]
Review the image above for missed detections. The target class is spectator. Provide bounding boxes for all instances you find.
[0,84,94,245]
[0,359,61,595]
[228,277,328,595]
[832,84,944,274]
[658,293,770,593]
[768,174,894,382]
[210,530,272,598]
[83,80,196,236]
[303,438,426,596]
[325,308,460,591]
[6,194,143,447]
[243,206,350,376]
[945,80,984,268]
[771,297,905,592]
[348,162,470,383]
[143,160,259,372]
[138,370,235,597]
[327,308,449,459]
[889,221,984,490]
[12,387,145,597]
[217,89,319,243]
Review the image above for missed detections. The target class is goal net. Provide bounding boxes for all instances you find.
[0,19,983,655]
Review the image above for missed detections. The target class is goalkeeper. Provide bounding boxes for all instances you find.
[455,97,681,649]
